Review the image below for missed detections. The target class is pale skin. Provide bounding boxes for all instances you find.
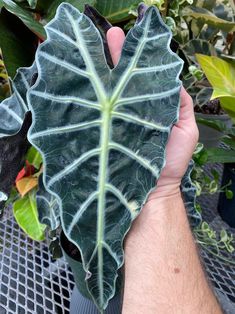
[107,27,222,314]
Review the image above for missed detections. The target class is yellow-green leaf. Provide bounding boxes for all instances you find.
[13,190,46,241]
[26,146,43,169]
[196,54,235,122]
[220,97,235,122]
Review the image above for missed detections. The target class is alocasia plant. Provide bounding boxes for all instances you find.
[0,3,202,312]
[27,3,186,310]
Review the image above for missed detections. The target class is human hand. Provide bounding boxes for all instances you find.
[107,27,199,201]
[107,29,222,314]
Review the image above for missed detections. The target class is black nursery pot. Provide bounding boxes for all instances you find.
[218,163,235,228]
[60,232,122,314]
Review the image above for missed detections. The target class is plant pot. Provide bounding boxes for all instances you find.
[60,232,122,313]
[218,164,235,228]
[195,113,232,148]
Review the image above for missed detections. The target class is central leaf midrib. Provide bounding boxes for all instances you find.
[65,10,111,306]
[97,106,111,307]
[65,11,111,306]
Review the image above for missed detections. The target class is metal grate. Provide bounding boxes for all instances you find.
[198,163,235,313]
[0,163,235,313]
[0,212,74,314]
[200,217,235,313]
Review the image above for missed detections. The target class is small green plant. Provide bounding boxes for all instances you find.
[192,143,235,263]
[197,54,235,123]
[194,222,235,264]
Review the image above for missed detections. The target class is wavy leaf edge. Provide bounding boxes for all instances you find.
[27,3,184,310]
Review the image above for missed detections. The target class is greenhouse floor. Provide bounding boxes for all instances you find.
[0,164,235,314]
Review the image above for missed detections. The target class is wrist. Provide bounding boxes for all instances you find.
[125,192,185,249]
[148,182,181,201]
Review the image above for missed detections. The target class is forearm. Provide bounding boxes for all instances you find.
[122,192,222,314]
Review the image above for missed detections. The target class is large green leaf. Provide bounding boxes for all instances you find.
[13,190,46,241]
[28,3,183,310]
[196,117,228,132]
[95,0,138,23]
[183,6,235,33]
[196,54,235,122]
[0,8,38,78]
[45,0,96,21]
[196,54,235,99]
[206,147,235,163]
[0,0,46,39]
[220,97,235,122]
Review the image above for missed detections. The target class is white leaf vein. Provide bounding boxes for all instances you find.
[0,102,23,124]
[48,148,100,188]
[115,86,180,108]
[30,90,100,110]
[109,142,159,177]
[39,51,90,78]
[112,111,169,131]
[30,120,101,139]
[67,191,99,236]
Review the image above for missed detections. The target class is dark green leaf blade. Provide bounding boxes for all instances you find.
[95,0,138,23]
[28,3,183,310]
[0,8,37,78]
[183,6,235,33]
[84,4,113,68]
[206,148,235,163]
[1,0,46,39]
[44,0,96,21]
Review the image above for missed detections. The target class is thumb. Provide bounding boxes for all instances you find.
[107,27,125,66]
